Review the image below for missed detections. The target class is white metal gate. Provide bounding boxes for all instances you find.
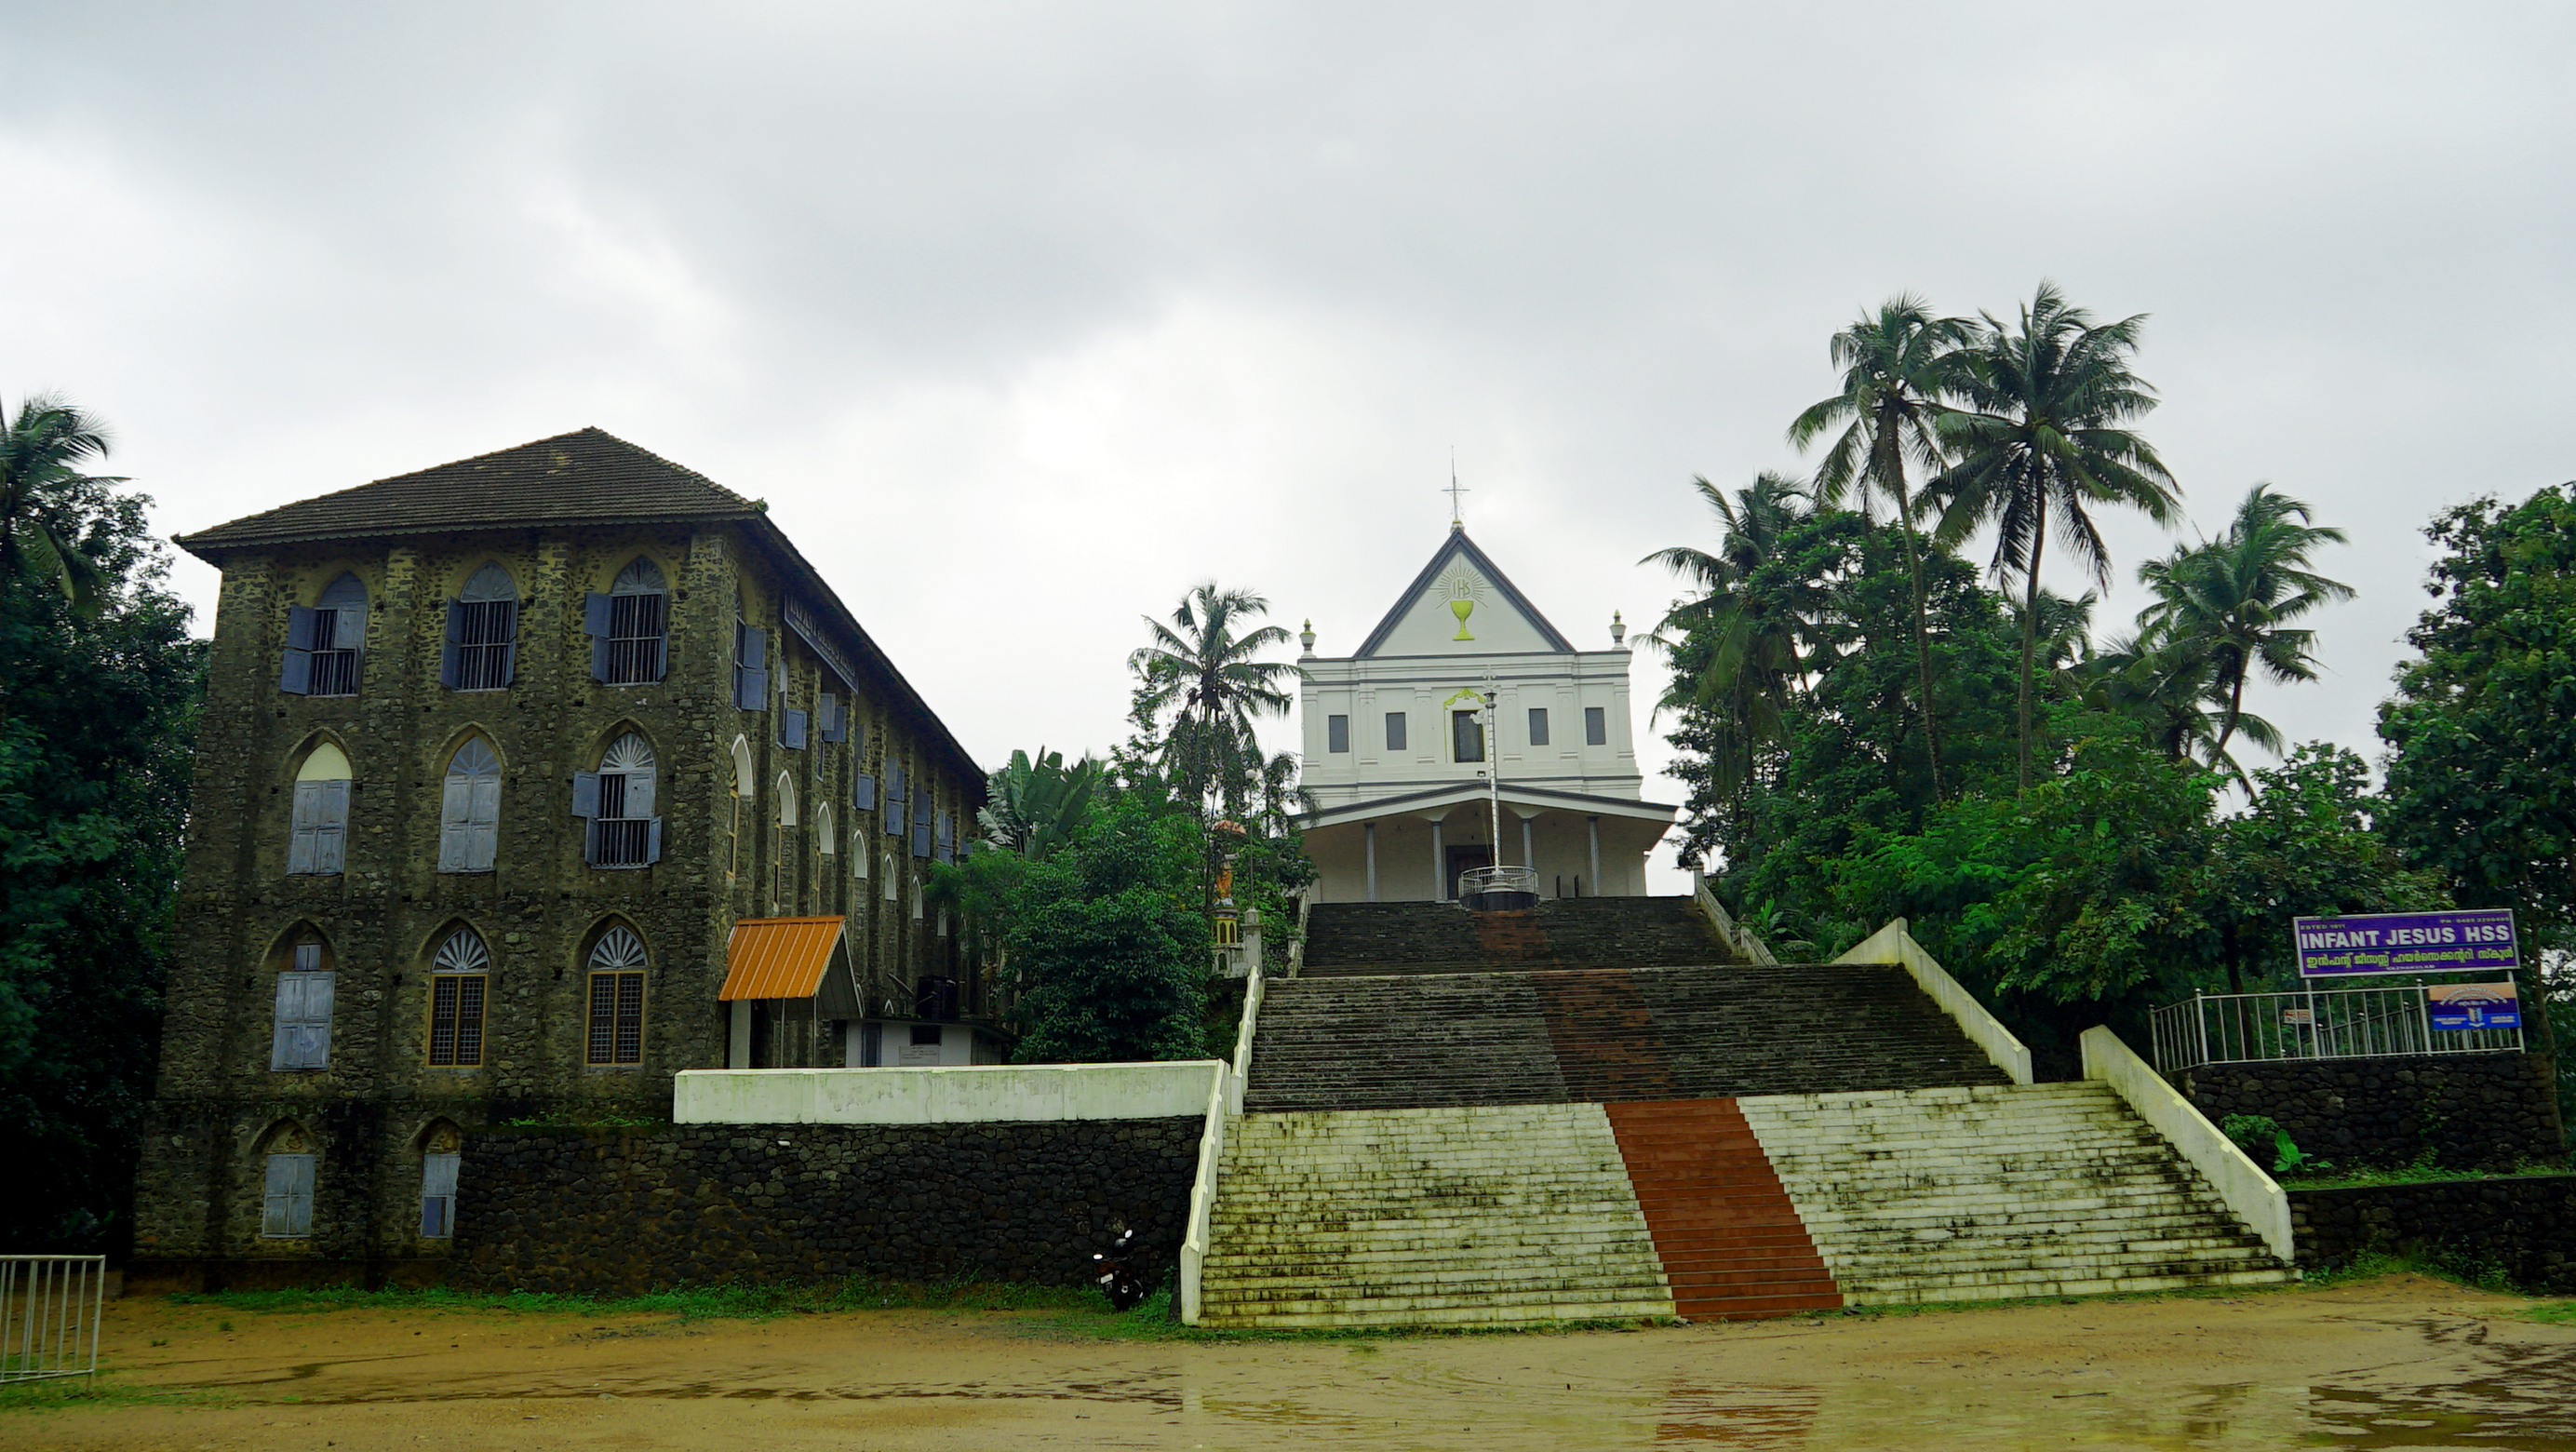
[0,1256,106,1381]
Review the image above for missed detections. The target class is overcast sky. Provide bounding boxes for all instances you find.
[7,4,2571,887]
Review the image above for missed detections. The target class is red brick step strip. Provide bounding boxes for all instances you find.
[1603,1097,1845,1321]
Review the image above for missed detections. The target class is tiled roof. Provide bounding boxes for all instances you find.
[173,427,763,555]
[718,917,849,1002]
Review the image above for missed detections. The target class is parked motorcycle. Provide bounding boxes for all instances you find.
[1093,1225,1149,1311]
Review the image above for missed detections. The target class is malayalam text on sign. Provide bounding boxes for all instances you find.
[2293,908,2517,979]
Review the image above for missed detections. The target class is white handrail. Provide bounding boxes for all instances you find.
[1834,917,2033,1085]
[1181,944,1266,1323]
[2082,1026,2295,1263]
[1690,872,1779,966]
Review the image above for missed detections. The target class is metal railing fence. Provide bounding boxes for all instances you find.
[0,1256,105,1382]
[2152,984,2524,1073]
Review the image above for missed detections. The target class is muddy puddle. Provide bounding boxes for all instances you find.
[15,1273,2576,1450]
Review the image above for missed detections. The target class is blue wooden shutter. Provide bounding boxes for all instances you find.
[270,973,333,1070]
[819,692,845,744]
[421,1152,460,1238]
[783,709,810,750]
[263,1153,315,1237]
[585,593,613,681]
[439,601,464,688]
[733,625,768,709]
[288,782,321,873]
[330,605,365,651]
[852,773,876,811]
[912,791,932,857]
[313,780,349,874]
[280,606,319,693]
[645,816,664,865]
[570,771,601,819]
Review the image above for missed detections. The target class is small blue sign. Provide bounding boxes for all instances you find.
[2294,908,2518,978]
[2426,982,2521,1030]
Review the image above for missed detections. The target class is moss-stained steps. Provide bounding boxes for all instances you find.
[1198,1105,1676,1329]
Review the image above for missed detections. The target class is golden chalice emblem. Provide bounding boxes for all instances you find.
[1438,567,1486,641]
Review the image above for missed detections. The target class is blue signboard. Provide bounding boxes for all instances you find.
[2293,908,2518,978]
[2426,982,2521,1030]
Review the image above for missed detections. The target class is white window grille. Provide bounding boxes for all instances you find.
[442,562,519,690]
[438,737,501,872]
[587,558,669,684]
[576,733,660,867]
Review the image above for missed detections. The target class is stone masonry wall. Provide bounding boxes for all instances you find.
[2292,1176,2576,1293]
[449,1118,1201,1296]
[2179,1052,2564,1172]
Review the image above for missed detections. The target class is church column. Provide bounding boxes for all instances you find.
[1364,822,1378,903]
[1587,815,1602,895]
[1430,819,1445,900]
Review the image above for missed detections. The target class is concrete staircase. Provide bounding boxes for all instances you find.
[1300,896,1741,976]
[1244,963,2010,1113]
[1605,1099,1844,1320]
[1198,1105,1677,1329]
[1737,1083,2297,1303]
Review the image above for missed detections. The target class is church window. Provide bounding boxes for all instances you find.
[1452,710,1484,763]
[442,562,519,691]
[585,926,648,1067]
[587,558,669,685]
[420,1150,460,1239]
[850,719,876,809]
[1385,713,1407,751]
[287,743,353,875]
[261,1128,316,1237]
[281,572,367,697]
[732,614,769,710]
[1326,715,1349,753]
[270,934,334,1071]
[437,736,502,873]
[777,675,809,750]
[818,691,846,744]
[852,833,869,879]
[428,927,490,1067]
[816,803,837,856]
[1585,706,1608,746]
[1527,708,1550,746]
[575,733,661,867]
[881,851,898,899]
[882,759,907,836]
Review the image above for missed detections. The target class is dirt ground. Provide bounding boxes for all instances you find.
[10,1274,2576,1451]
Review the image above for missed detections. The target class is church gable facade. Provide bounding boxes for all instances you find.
[1295,526,1675,902]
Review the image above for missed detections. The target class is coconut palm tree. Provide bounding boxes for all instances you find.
[1931,284,2181,793]
[1641,472,1823,804]
[0,393,120,616]
[1787,296,1972,800]
[2135,484,2352,757]
[1127,583,1301,815]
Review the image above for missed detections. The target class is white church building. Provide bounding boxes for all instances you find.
[1295,524,1677,902]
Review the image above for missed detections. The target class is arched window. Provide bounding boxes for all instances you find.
[882,850,899,900]
[260,1123,317,1238]
[442,562,519,691]
[288,742,352,875]
[269,931,334,1071]
[282,572,367,697]
[419,1122,462,1238]
[438,737,501,873]
[587,558,668,684]
[727,735,755,879]
[775,773,798,827]
[852,831,869,880]
[428,926,490,1067]
[585,926,648,1067]
[816,803,837,856]
[576,733,660,867]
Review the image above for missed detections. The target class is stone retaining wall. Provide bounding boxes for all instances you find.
[2179,1052,2563,1172]
[2291,1176,2576,1293]
[449,1118,1200,1296]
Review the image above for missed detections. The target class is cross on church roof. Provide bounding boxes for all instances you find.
[1444,450,1469,530]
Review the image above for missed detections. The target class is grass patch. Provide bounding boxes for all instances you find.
[2302,1247,2532,1295]
[0,1374,231,1414]
[167,1276,1103,1323]
[2280,1161,2570,1191]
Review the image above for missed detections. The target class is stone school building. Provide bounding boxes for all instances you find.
[133,429,999,1287]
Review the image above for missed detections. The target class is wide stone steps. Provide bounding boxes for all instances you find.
[1299,896,1742,977]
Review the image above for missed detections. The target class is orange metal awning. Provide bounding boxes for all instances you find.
[718,917,847,1002]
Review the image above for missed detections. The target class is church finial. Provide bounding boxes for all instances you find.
[1444,448,1468,531]
[1299,618,1316,655]
[1611,611,1627,649]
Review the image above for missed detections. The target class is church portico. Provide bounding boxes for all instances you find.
[1295,523,1675,903]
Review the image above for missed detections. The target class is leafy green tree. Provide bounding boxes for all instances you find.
[976,746,1100,858]
[1789,296,1971,799]
[1126,583,1300,817]
[2206,745,2447,993]
[0,447,203,1251]
[2380,483,2576,945]
[1932,284,2181,793]
[0,394,120,630]
[1003,796,1211,1063]
[2136,484,2352,758]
